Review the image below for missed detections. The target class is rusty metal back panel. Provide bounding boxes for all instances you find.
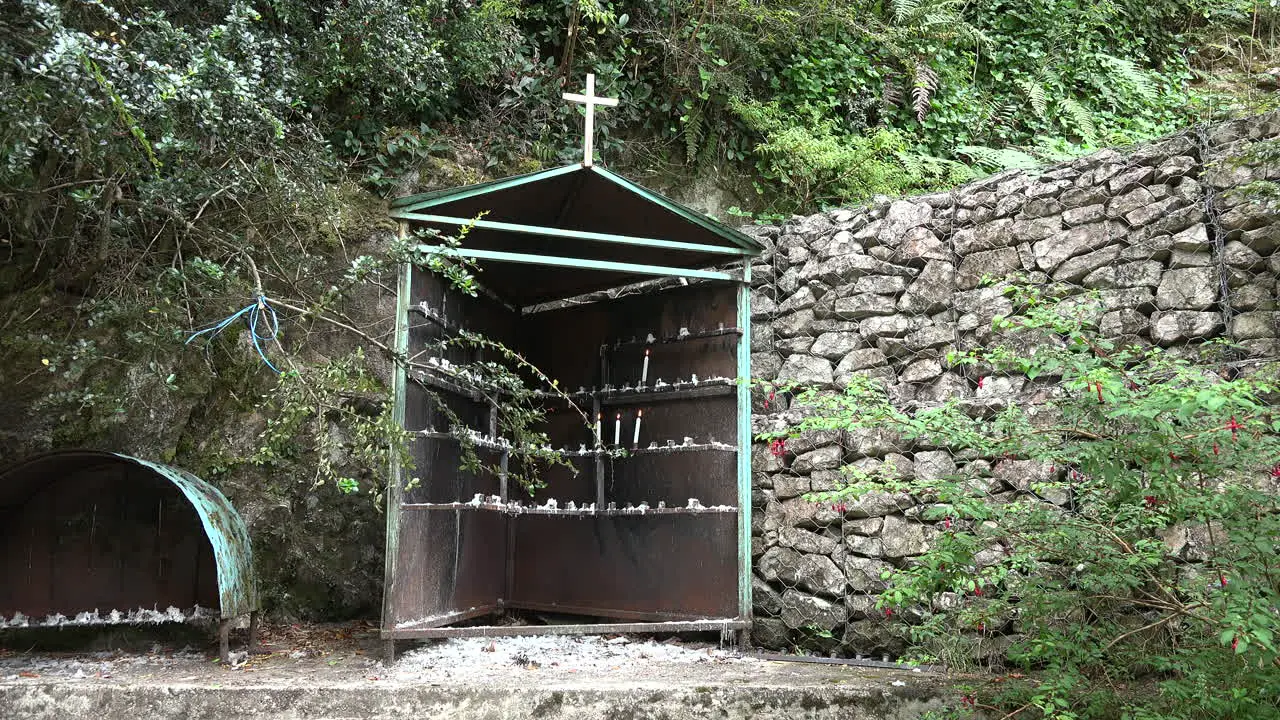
[521,282,739,388]
[511,282,741,622]
[0,451,255,620]
[509,514,738,620]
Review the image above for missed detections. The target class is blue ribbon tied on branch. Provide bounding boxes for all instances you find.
[186,295,283,373]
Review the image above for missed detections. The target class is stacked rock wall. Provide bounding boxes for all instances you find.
[741,111,1280,657]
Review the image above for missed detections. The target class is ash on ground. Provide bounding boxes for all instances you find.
[0,648,208,682]
[391,635,741,681]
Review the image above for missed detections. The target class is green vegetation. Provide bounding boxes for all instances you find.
[772,287,1280,718]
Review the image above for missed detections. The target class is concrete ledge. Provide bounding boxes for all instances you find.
[1,679,949,720]
[1,628,956,719]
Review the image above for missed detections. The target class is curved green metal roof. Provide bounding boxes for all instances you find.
[120,454,257,618]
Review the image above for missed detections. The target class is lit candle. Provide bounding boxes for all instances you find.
[594,413,602,446]
[641,348,650,385]
[614,413,621,446]
[633,410,643,446]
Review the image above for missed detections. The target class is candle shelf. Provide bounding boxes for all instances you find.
[418,431,736,459]
[604,326,742,349]
[402,497,737,516]
[532,377,736,405]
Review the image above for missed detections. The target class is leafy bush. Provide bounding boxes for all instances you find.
[771,286,1280,718]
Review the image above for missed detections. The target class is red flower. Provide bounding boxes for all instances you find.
[944,517,953,529]
[1270,463,1280,479]
[884,608,893,617]
[764,390,775,410]
[1095,382,1104,403]
[1144,495,1159,509]
[769,438,786,457]
[1213,443,1219,456]
[1226,416,1243,442]
[977,376,985,390]
[1220,575,1228,588]
[974,586,983,596]
[961,695,976,707]
[1232,637,1240,652]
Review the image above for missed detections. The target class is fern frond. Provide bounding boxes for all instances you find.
[1095,54,1156,100]
[891,0,923,24]
[956,145,1040,171]
[1015,77,1048,118]
[1060,97,1099,145]
[896,150,924,178]
[911,61,938,122]
[683,105,704,165]
[882,78,903,109]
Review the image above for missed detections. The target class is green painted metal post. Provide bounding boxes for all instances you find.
[383,222,413,662]
[736,261,753,640]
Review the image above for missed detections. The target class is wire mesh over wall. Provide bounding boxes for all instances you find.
[743,110,1280,660]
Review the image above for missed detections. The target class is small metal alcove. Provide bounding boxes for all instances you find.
[382,164,761,655]
[0,450,259,659]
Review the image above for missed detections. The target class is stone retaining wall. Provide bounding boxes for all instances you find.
[740,111,1280,657]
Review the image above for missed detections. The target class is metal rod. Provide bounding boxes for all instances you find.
[391,212,750,256]
[384,619,750,639]
[746,652,939,672]
[399,503,737,515]
[414,244,739,282]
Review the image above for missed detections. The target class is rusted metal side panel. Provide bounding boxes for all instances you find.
[383,251,412,632]
[385,269,519,630]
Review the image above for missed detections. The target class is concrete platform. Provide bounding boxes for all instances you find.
[0,624,957,719]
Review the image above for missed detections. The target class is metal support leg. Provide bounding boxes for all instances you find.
[384,639,397,665]
[218,619,232,663]
[249,611,262,654]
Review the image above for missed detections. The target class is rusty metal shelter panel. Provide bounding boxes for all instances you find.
[0,451,257,626]
[383,272,753,641]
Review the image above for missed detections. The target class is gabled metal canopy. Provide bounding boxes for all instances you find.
[389,164,762,306]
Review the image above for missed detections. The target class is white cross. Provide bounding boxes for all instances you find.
[562,73,618,167]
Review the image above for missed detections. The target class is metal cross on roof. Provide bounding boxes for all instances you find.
[562,73,618,167]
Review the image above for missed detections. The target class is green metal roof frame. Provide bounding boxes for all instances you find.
[419,245,739,282]
[394,212,750,257]
[391,164,581,211]
[389,164,764,254]
[0,450,258,619]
